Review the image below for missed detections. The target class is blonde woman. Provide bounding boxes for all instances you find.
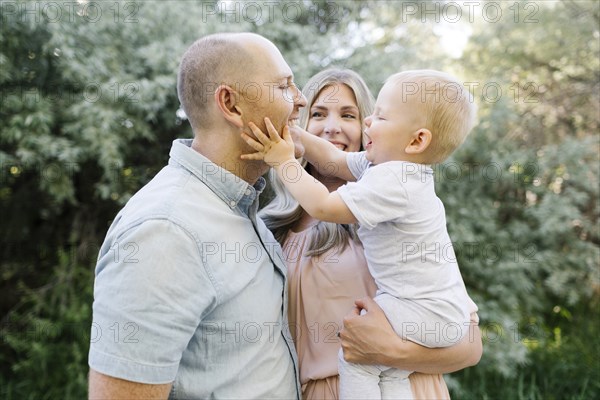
[259,68,481,399]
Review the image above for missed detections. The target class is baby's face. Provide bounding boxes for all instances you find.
[363,80,426,165]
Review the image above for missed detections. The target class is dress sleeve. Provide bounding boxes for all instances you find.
[89,219,218,384]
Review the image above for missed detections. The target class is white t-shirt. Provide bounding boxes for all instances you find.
[337,152,474,328]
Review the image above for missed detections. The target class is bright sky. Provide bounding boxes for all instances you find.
[217,0,473,59]
[436,21,473,59]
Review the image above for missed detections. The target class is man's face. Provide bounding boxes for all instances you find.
[239,40,307,138]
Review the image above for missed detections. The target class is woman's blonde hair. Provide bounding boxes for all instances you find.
[259,68,375,255]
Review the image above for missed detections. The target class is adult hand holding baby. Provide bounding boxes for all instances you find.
[340,297,398,366]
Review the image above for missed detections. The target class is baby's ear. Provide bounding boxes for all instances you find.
[405,129,432,154]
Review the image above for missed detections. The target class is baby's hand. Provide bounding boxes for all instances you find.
[240,117,295,167]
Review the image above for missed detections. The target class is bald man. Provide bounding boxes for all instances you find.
[88,33,307,399]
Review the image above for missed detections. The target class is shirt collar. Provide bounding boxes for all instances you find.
[168,139,265,216]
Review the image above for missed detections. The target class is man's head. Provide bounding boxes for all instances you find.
[177,33,248,131]
[177,32,305,135]
[177,33,306,181]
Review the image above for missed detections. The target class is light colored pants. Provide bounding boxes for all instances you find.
[338,349,413,400]
[338,293,468,399]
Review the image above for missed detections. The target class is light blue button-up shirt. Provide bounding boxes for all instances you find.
[89,139,300,399]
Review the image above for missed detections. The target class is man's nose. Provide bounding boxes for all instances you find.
[295,88,307,107]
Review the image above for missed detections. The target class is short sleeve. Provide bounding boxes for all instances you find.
[345,151,371,179]
[89,219,218,384]
[337,164,409,230]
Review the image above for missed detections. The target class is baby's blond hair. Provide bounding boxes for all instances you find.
[387,70,477,163]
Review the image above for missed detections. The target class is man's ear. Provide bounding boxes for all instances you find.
[405,128,432,154]
[214,85,244,128]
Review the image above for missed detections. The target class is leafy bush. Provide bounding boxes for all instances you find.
[1,1,598,398]
[1,250,94,400]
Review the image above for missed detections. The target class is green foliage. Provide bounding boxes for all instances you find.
[1,0,598,398]
[436,1,599,385]
[438,120,599,378]
[0,249,94,400]
[449,301,600,400]
[462,0,599,146]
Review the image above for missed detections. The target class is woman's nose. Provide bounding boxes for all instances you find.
[324,116,341,134]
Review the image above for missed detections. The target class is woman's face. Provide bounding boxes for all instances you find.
[306,83,363,153]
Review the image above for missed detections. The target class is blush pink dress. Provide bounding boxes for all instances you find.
[284,225,461,400]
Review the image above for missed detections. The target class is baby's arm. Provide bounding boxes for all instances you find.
[289,126,357,182]
[241,118,357,224]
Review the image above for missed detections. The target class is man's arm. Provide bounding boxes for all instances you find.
[289,125,357,182]
[88,221,216,399]
[241,119,357,224]
[340,297,482,374]
[88,369,172,400]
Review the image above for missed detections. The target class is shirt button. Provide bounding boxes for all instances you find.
[229,200,236,207]
[245,188,252,196]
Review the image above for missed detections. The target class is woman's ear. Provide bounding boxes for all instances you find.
[405,129,432,154]
[214,85,244,128]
